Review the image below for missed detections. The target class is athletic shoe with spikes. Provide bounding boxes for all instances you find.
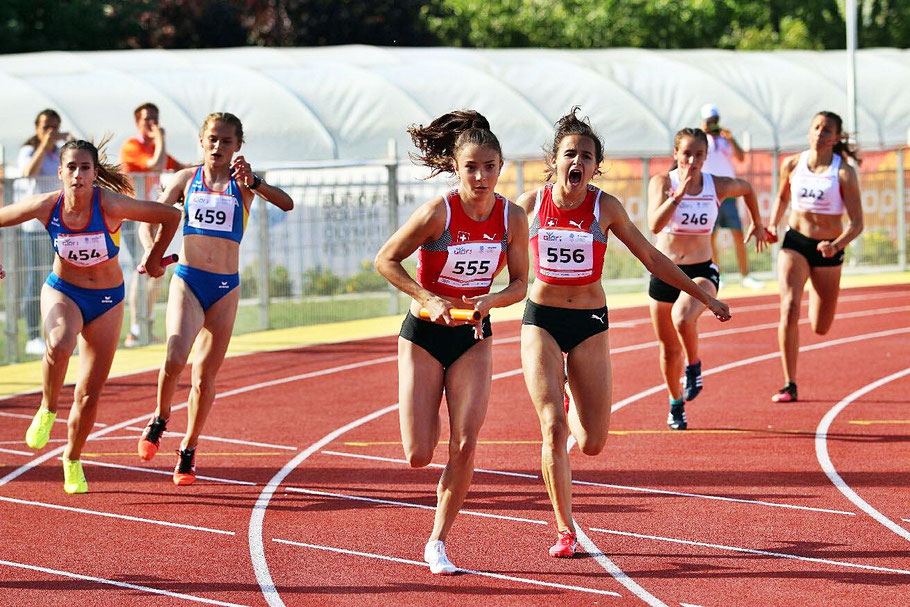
[62,459,88,494]
[138,415,168,461]
[667,403,687,430]
[549,528,578,558]
[424,540,457,574]
[173,447,196,486]
[25,409,56,449]
[683,360,703,401]
[771,383,798,403]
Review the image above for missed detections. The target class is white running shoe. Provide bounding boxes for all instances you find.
[25,337,45,356]
[424,540,457,575]
[741,275,765,290]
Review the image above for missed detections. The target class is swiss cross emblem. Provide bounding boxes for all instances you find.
[546,217,557,227]
[456,231,470,242]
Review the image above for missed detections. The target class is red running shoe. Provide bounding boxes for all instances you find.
[771,383,797,403]
[138,415,167,461]
[173,447,196,486]
[548,528,578,558]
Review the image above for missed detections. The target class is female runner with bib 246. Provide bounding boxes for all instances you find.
[136,112,293,485]
[9,139,180,494]
[374,110,529,574]
[766,111,862,403]
[518,109,732,558]
[648,127,768,430]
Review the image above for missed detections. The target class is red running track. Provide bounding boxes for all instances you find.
[1,283,909,606]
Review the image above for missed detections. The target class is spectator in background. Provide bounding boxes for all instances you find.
[17,109,73,356]
[701,104,764,291]
[119,102,184,347]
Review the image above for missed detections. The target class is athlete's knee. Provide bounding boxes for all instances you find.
[812,316,834,335]
[539,415,569,449]
[191,375,217,400]
[162,346,190,378]
[447,435,478,467]
[780,296,801,322]
[44,334,75,365]
[659,338,682,361]
[403,444,434,468]
[577,433,607,457]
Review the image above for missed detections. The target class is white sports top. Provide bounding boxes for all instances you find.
[661,170,720,236]
[789,151,845,215]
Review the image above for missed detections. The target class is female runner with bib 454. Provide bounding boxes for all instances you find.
[374,110,529,574]
[8,139,180,493]
[766,111,862,403]
[648,127,768,430]
[137,113,293,485]
[518,109,732,558]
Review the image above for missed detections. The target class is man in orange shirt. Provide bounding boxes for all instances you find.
[120,103,184,347]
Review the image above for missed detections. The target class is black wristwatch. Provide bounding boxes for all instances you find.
[249,175,262,190]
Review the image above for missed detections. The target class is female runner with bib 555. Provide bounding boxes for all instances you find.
[648,127,768,430]
[766,111,862,403]
[9,139,181,494]
[136,112,293,485]
[374,110,529,574]
[518,109,732,558]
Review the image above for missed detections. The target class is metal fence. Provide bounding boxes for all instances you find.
[1,149,907,364]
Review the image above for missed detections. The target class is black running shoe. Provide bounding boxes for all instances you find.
[683,361,703,401]
[138,416,168,461]
[771,382,798,403]
[667,403,687,430]
[173,447,196,486]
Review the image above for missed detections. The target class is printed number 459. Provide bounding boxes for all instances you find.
[453,260,490,276]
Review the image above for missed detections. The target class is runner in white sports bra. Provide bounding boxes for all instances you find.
[648,127,768,430]
[766,111,863,403]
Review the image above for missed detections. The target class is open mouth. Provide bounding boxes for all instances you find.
[568,169,583,186]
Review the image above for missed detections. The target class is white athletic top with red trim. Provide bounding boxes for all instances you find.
[789,151,845,215]
[416,190,509,298]
[661,170,721,236]
[529,184,608,286]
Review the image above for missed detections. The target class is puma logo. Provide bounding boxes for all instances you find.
[482,234,495,240]
[591,313,605,324]
[569,219,584,229]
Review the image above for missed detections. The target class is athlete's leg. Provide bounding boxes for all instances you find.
[650,299,684,401]
[565,330,612,456]
[64,303,123,461]
[155,275,204,420]
[39,284,82,415]
[428,338,492,543]
[521,324,574,532]
[807,265,842,335]
[776,249,810,384]
[672,277,714,365]
[398,338,445,468]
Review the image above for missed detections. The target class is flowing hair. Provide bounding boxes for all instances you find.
[60,137,134,196]
[543,107,604,181]
[816,111,861,165]
[407,110,502,178]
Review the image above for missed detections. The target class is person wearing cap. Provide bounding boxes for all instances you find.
[700,104,764,290]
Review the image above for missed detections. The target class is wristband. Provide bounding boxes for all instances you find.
[249,175,262,190]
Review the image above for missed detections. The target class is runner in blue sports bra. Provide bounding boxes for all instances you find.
[0,139,180,494]
[137,112,293,486]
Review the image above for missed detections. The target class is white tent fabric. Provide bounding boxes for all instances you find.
[1,46,907,171]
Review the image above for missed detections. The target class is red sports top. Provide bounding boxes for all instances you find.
[530,183,608,285]
[416,189,509,298]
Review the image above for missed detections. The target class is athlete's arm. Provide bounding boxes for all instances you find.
[767,154,798,241]
[647,173,683,234]
[463,202,529,316]
[0,191,56,228]
[714,176,768,251]
[823,161,863,257]
[232,155,294,211]
[104,191,182,278]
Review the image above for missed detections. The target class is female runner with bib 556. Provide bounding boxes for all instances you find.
[518,109,732,558]
[8,139,181,494]
[766,111,862,403]
[374,110,529,574]
[648,127,768,430]
[136,112,293,485]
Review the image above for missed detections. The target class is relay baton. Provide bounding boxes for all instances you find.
[419,307,481,322]
[137,253,179,274]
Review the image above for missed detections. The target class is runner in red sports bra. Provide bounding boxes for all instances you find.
[766,111,863,403]
[517,108,732,558]
[374,110,529,575]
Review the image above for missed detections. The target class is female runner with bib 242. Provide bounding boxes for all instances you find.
[519,109,732,558]
[136,112,293,485]
[766,111,862,403]
[374,110,529,574]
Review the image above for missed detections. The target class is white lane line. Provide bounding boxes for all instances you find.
[124,427,298,451]
[815,367,910,542]
[0,410,107,427]
[0,447,33,456]
[0,495,234,535]
[271,538,622,597]
[249,404,400,607]
[588,527,910,576]
[0,559,250,606]
[285,486,547,526]
[79,460,257,486]
[321,449,852,516]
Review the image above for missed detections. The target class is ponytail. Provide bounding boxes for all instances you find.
[407,110,502,178]
[60,137,134,196]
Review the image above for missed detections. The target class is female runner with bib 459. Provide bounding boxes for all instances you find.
[518,109,732,558]
[648,127,768,430]
[137,113,293,485]
[766,111,862,403]
[8,139,180,493]
[374,110,529,574]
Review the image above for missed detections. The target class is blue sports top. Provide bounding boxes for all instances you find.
[46,187,120,267]
[182,167,247,243]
